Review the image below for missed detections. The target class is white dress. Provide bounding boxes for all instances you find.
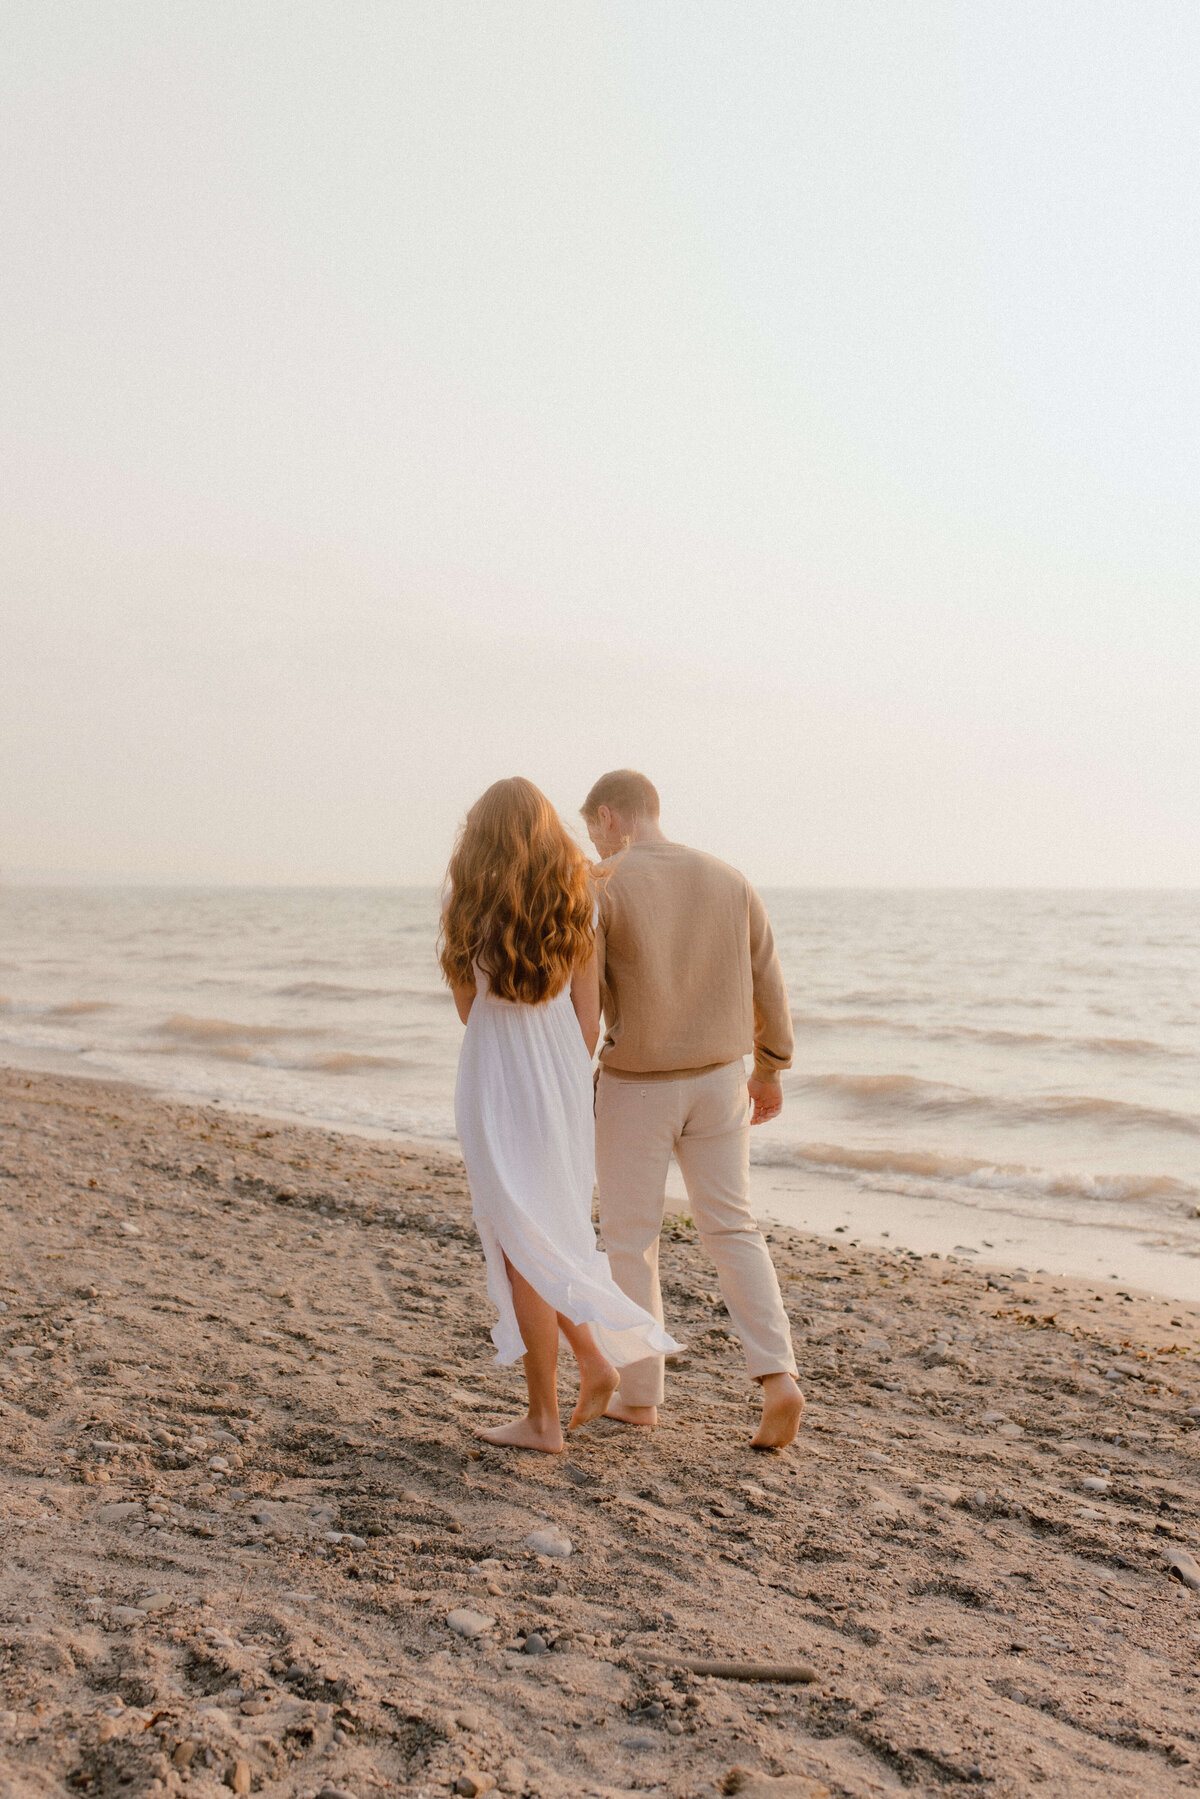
[455,963,681,1368]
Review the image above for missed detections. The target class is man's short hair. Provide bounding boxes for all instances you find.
[582,769,660,821]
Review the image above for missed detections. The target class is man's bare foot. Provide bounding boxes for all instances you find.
[603,1398,658,1428]
[475,1415,565,1454]
[568,1359,620,1430]
[751,1373,805,1450]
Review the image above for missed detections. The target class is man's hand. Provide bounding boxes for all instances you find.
[748,1072,783,1125]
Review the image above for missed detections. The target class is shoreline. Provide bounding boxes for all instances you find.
[6,1044,1198,1308]
[3,1065,1200,1798]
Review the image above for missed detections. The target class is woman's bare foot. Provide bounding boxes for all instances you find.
[751,1373,805,1449]
[568,1358,620,1430]
[603,1398,658,1428]
[475,1415,565,1454]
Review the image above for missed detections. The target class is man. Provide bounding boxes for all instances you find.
[583,768,804,1450]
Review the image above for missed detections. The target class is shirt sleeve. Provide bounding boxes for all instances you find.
[747,885,794,1078]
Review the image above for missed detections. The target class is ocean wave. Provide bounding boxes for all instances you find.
[751,1138,1198,1206]
[291,1051,412,1074]
[275,980,445,1002]
[791,1011,1185,1060]
[0,996,115,1018]
[155,1013,323,1044]
[149,1039,410,1075]
[794,1071,1200,1137]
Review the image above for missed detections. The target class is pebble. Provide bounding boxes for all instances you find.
[227,1765,251,1796]
[208,1456,230,1472]
[525,1526,572,1557]
[1081,1477,1110,1494]
[446,1608,494,1640]
[110,1606,148,1625]
[96,1501,142,1523]
[454,1775,494,1798]
[497,1760,526,1794]
[316,1787,358,1799]
[621,1732,660,1751]
[1164,1547,1200,1591]
[138,1592,173,1613]
[522,1633,549,1656]
[455,1707,484,1731]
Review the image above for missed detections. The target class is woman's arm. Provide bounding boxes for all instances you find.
[449,980,476,1025]
[569,947,600,1057]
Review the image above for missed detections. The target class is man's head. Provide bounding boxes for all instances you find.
[581,768,661,859]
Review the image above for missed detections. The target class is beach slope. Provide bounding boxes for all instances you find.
[2,1067,1199,1798]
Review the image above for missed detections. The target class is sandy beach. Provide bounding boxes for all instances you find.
[3,1066,1200,1799]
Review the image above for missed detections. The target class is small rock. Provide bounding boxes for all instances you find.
[1165,1547,1200,1591]
[521,1632,548,1656]
[525,1526,572,1557]
[1081,1477,1110,1494]
[446,1608,494,1640]
[622,1732,660,1750]
[240,1698,268,1716]
[96,1501,142,1523]
[110,1606,148,1625]
[316,1787,358,1799]
[118,1221,142,1237]
[226,1763,252,1796]
[171,1740,197,1769]
[454,1775,494,1798]
[138,1592,173,1613]
[250,1507,277,1526]
[497,1759,526,1795]
[455,1707,484,1731]
[208,1456,230,1472]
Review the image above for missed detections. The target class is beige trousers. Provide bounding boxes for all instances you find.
[594,1060,797,1407]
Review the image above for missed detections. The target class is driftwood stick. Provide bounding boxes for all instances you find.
[635,1652,818,1683]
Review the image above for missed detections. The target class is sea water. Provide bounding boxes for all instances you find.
[2,886,1198,1290]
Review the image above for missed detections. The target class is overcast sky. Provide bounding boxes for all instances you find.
[2,2,1197,885]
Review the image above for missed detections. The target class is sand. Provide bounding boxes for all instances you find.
[2,1066,1200,1799]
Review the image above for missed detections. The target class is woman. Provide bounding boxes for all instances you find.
[440,776,679,1453]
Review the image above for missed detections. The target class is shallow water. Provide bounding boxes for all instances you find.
[2,884,1198,1282]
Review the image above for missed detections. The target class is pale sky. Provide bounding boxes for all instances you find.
[2,2,1197,886]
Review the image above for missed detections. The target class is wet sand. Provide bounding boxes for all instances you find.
[3,1065,1200,1799]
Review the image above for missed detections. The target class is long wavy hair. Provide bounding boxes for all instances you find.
[439,777,594,1005]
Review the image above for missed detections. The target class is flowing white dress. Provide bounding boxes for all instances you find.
[455,964,681,1368]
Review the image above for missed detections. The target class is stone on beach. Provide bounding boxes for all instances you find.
[446,1608,495,1639]
[525,1525,572,1557]
[1164,1547,1200,1591]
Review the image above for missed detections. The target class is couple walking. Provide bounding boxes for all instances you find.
[440,769,804,1454]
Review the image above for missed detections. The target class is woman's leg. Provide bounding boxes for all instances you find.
[556,1315,619,1430]
[477,1257,565,1453]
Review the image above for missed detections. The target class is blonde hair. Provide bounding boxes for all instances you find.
[439,777,593,1005]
